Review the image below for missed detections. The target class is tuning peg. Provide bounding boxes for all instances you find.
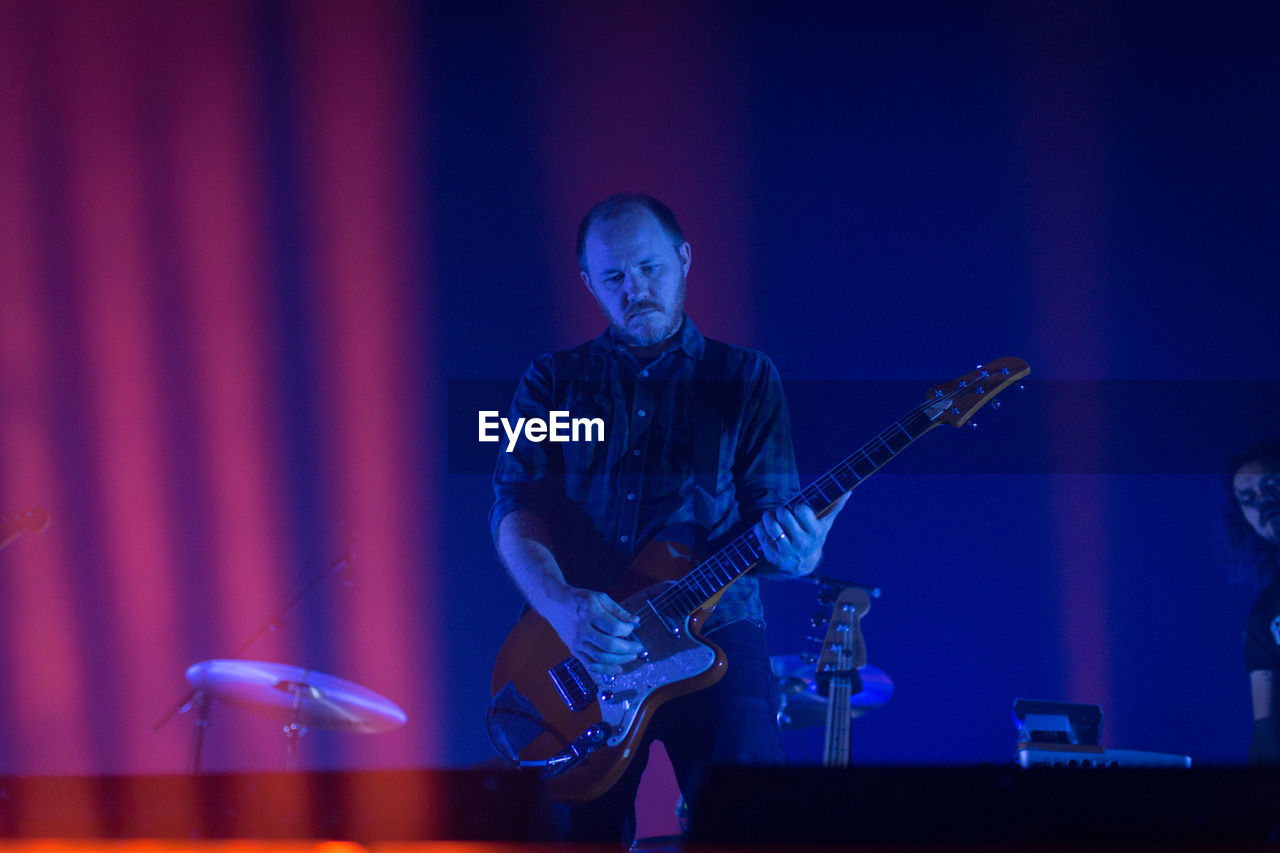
[969,421,979,429]
[991,399,1002,410]
[799,652,817,664]
[1017,384,1026,392]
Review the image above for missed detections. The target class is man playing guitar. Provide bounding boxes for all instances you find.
[490,193,847,843]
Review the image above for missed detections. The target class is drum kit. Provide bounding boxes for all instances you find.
[174,655,882,774]
[174,653,882,773]
[8,509,885,769]
[171,636,881,774]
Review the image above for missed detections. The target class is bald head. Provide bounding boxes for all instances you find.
[576,193,685,275]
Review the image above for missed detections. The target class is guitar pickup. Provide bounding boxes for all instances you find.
[548,657,597,712]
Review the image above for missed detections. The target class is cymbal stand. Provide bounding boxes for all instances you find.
[152,525,353,774]
[186,690,211,774]
[281,682,312,771]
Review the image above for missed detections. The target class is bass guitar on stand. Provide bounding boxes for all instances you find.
[816,586,871,768]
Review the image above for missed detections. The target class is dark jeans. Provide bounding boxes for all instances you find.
[557,619,783,845]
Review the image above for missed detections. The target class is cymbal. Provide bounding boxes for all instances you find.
[770,654,822,682]
[186,659,407,734]
[770,655,894,730]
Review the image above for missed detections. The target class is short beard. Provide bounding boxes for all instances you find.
[617,311,683,348]
[593,269,687,348]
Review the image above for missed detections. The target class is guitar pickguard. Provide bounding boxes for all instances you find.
[589,582,718,747]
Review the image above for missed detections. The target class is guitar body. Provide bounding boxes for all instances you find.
[490,537,728,803]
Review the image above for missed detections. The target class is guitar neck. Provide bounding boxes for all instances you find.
[823,674,856,768]
[650,356,1028,621]
[673,399,943,614]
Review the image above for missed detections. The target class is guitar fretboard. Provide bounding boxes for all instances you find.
[823,674,855,768]
[651,400,941,620]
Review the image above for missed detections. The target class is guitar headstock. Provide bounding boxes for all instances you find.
[1,507,51,551]
[924,357,1029,428]
[815,586,870,696]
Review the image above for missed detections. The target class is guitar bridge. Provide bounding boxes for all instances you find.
[548,657,597,712]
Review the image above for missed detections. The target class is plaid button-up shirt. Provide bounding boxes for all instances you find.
[490,316,800,630]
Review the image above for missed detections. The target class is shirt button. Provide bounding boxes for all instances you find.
[637,409,647,418]
[633,449,641,457]
[626,493,635,501]
[620,535,629,543]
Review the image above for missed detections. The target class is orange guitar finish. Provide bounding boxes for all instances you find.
[490,537,727,804]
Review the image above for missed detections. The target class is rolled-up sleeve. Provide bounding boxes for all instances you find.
[489,354,559,541]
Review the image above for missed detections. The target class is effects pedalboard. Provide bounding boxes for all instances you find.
[1016,742,1192,768]
[1012,698,1192,769]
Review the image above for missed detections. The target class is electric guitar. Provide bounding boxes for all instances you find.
[817,586,870,768]
[0,507,50,552]
[488,357,1029,802]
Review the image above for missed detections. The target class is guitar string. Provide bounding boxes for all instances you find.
[618,368,1017,651]
[632,377,978,628]
[638,400,932,621]
[626,388,949,637]
[823,618,856,765]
